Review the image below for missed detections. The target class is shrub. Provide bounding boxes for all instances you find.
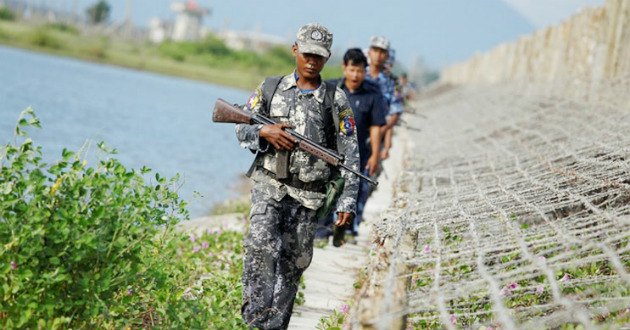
[0,27,8,40]
[29,28,64,49]
[265,45,294,65]
[156,34,297,75]
[321,65,343,81]
[45,23,79,35]
[82,43,108,59]
[157,41,190,62]
[0,7,15,21]
[196,35,232,56]
[0,109,248,329]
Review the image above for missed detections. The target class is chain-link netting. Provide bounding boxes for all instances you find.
[360,78,630,330]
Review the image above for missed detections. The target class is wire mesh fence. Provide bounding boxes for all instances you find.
[356,78,630,330]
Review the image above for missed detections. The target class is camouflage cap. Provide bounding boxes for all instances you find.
[296,23,333,58]
[369,35,390,51]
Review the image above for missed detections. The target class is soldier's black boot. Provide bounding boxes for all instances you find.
[332,224,345,247]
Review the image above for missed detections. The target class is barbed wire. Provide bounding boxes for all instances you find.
[365,78,630,329]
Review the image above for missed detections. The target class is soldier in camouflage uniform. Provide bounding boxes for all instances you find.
[235,23,360,330]
[365,36,403,160]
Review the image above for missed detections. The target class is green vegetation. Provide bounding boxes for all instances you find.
[0,19,344,90]
[157,36,295,79]
[86,0,111,25]
[29,28,64,49]
[45,23,79,35]
[317,301,351,330]
[0,109,248,329]
[0,7,15,21]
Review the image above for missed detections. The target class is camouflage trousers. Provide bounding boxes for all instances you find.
[241,188,318,330]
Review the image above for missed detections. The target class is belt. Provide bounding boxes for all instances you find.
[259,167,326,193]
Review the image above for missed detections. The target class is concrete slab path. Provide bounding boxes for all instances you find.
[288,128,407,329]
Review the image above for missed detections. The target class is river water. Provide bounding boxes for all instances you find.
[0,45,254,218]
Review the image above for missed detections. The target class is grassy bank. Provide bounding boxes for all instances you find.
[0,20,343,91]
[0,108,321,328]
[0,109,251,329]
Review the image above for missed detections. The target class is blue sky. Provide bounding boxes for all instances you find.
[66,0,604,70]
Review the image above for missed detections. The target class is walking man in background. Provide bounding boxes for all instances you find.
[234,23,359,330]
[316,48,386,245]
[365,36,403,160]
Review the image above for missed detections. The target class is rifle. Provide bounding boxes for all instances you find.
[212,98,378,186]
[399,119,422,132]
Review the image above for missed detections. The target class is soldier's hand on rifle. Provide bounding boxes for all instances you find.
[260,123,296,151]
[335,212,354,227]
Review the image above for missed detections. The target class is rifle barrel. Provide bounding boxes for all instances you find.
[339,163,378,186]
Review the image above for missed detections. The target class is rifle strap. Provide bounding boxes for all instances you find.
[246,76,283,178]
[328,80,341,152]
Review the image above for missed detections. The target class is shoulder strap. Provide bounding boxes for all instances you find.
[262,76,283,114]
[246,76,283,178]
[324,82,340,152]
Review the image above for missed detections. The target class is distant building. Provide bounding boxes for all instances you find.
[148,18,172,44]
[148,1,209,43]
[171,1,209,41]
[147,1,289,53]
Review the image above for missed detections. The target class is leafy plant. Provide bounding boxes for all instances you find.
[0,7,15,21]
[0,109,248,329]
[317,301,351,330]
[295,275,306,305]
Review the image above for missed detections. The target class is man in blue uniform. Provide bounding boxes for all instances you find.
[365,36,403,160]
[315,48,387,245]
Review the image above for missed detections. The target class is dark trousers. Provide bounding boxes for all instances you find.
[241,188,317,330]
[353,171,371,232]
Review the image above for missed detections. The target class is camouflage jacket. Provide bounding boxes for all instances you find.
[235,72,360,214]
[365,70,403,116]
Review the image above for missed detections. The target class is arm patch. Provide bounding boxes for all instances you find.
[339,109,355,136]
[246,88,262,110]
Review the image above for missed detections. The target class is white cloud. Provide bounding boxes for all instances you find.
[501,0,606,28]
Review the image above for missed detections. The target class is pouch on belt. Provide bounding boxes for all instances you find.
[316,178,345,220]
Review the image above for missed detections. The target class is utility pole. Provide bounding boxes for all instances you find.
[71,0,77,25]
[16,0,25,19]
[123,0,132,39]
[47,0,56,22]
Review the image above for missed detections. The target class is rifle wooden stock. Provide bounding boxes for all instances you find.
[212,98,378,186]
[297,139,340,166]
[213,98,253,124]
